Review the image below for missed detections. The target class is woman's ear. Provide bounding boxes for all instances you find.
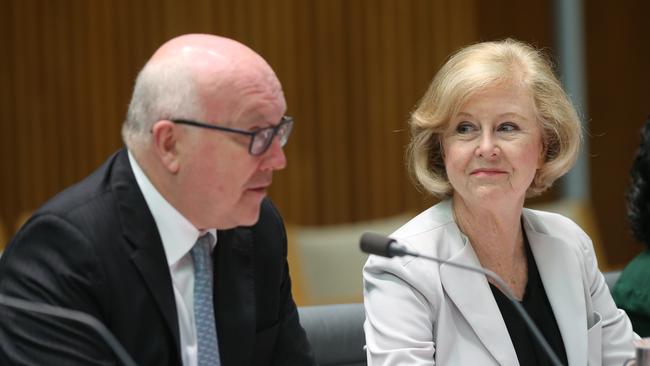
[538,136,547,168]
[151,120,181,174]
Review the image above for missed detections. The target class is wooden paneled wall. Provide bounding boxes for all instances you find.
[0,0,476,245]
[586,1,650,265]
[2,1,647,270]
[268,0,477,224]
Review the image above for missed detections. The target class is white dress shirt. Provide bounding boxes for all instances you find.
[129,151,216,366]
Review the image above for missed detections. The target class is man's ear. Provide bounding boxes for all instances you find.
[151,120,181,174]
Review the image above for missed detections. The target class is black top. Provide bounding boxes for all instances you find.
[489,235,569,366]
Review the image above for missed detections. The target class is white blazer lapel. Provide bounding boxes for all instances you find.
[525,214,588,366]
[440,235,519,366]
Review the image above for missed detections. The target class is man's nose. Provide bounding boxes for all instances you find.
[260,137,287,171]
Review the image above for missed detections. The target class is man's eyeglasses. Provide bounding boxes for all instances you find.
[171,116,293,156]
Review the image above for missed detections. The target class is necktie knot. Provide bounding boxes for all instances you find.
[191,233,214,275]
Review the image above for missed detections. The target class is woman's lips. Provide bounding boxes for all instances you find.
[470,169,506,176]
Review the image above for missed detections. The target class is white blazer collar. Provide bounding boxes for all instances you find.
[439,223,519,365]
[523,210,588,366]
[438,203,588,365]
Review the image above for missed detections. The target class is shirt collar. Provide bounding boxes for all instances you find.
[128,150,217,267]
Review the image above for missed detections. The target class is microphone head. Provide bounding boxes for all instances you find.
[360,232,397,257]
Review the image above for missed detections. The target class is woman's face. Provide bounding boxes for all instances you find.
[442,82,544,208]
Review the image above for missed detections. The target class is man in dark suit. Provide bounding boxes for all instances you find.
[0,34,316,366]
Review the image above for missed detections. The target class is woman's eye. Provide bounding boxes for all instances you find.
[456,122,475,134]
[498,122,518,132]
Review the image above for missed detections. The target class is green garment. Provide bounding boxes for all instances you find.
[612,249,650,337]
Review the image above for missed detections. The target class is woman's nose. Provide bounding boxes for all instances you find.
[475,132,499,158]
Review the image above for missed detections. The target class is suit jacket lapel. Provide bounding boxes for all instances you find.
[524,215,588,366]
[439,234,519,365]
[111,149,181,358]
[215,227,255,366]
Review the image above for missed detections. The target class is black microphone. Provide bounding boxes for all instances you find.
[360,232,563,366]
[0,293,138,366]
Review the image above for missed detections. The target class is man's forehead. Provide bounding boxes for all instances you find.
[148,34,285,125]
[201,87,286,129]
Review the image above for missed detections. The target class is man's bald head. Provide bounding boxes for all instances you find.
[122,34,283,151]
[121,34,288,229]
[149,34,261,65]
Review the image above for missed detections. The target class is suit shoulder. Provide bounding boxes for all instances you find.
[16,151,128,246]
[523,207,594,256]
[390,200,459,259]
[392,200,455,239]
[37,151,123,217]
[364,201,457,283]
[523,208,586,235]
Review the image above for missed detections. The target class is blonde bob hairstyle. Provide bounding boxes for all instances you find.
[407,38,582,198]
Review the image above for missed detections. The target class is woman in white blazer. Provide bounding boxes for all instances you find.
[363,39,636,366]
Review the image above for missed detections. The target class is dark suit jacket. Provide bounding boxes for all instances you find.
[0,149,316,366]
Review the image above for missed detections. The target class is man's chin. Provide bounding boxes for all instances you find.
[211,206,261,229]
[241,213,261,227]
[245,187,268,201]
[234,204,263,228]
[214,195,265,228]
